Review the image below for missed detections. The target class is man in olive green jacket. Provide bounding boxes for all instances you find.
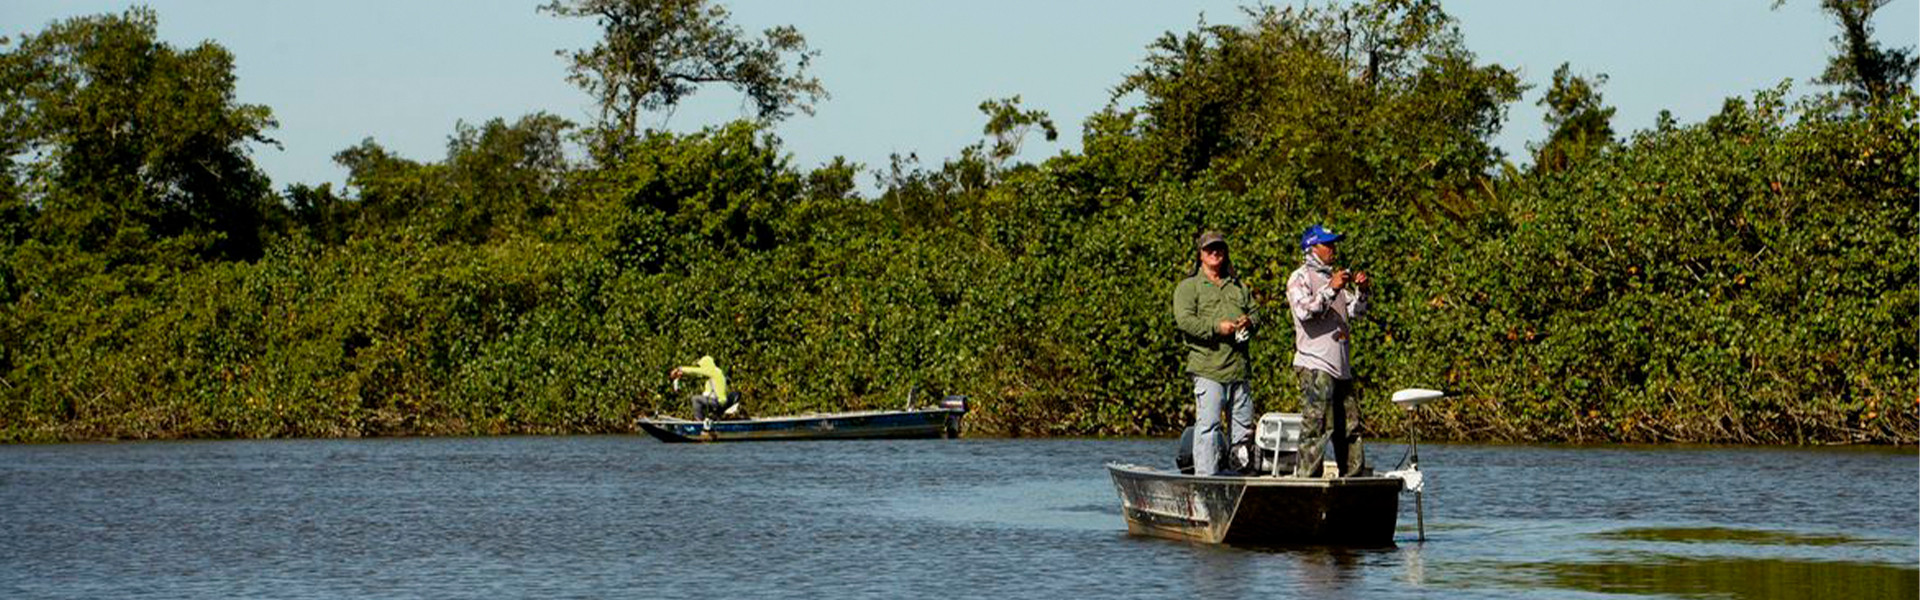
[1172,231,1260,475]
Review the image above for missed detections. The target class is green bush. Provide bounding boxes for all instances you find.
[2,5,1911,444]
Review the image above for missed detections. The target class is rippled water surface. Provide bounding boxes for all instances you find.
[2,437,1914,599]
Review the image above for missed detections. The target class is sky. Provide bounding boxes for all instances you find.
[6,1,1918,196]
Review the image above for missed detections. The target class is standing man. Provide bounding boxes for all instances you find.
[1287,225,1371,478]
[1172,231,1260,476]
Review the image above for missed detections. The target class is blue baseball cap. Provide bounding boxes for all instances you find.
[1300,225,1343,251]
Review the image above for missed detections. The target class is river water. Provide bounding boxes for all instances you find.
[1,436,1913,599]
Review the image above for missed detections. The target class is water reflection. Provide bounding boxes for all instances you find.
[1188,546,1255,597]
[1184,545,1375,598]
[1397,543,1427,587]
[1289,547,1366,592]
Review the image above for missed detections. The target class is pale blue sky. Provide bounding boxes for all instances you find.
[6,1,1917,195]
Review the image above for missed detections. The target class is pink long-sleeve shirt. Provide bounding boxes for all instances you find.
[1286,263,1367,380]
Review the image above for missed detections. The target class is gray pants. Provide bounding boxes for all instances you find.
[692,393,739,421]
[1193,376,1254,476]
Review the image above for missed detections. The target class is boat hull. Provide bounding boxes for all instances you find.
[637,408,963,443]
[1107,463,1402,547]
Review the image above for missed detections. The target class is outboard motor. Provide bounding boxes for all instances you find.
[938,395,968,438]
[936,395,969,412]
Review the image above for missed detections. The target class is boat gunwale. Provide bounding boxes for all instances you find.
[638,406,963,426]
[636,406,965,443]
[1106,462,1406,489]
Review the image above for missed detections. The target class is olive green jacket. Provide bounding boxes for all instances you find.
[1172,273,1259,382]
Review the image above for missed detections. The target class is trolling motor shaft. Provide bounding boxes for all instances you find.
[1388,388,1446,543]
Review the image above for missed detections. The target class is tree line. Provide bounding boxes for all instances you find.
[0,0,1913,443]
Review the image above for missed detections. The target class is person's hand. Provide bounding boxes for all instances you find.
[1352,271,1370,289]
[669,367,683,380]
[1231,316,1253,342]
[1216,320,1238,336]
[1330,269,1350,290]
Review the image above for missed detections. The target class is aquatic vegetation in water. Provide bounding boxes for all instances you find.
[1517,553,1917,600]
[1590,526,1865,547]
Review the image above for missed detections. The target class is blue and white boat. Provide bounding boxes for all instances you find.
[636,396,968,443]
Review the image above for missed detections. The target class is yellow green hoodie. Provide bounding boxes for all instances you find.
[677,355,728,400]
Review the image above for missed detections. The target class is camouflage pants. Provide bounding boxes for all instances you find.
[1293,366,1365,478]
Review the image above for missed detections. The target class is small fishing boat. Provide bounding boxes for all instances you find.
[1106,463,1405,546]
[1107,388,1445,547]
[636,396,969,443]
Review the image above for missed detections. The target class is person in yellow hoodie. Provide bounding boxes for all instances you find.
[670,355,739,420]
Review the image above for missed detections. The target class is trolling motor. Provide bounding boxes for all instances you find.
[1385,387,1448,542]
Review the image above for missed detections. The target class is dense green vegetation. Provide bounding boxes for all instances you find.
[1,2,1913,443]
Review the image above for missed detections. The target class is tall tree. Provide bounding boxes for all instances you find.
[1531,63,1617,173]
[1094,1,1521,206]
[1819,0,1917,106]
[329,113,574,243]
[979,96,1058,167]
[1781,0,1918,107]
[539,0,826,146]
[0,8,277,262]
[442,113,576,240]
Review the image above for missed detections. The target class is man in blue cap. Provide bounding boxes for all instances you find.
[1286,224,1372,477]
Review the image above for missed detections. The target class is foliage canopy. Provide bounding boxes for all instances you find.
[0,7,277,264]
[0,2,1912,444]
